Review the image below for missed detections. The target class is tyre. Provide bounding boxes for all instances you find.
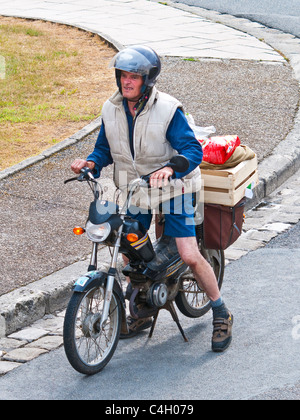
[175,247,225,318]
[63,286,121,375]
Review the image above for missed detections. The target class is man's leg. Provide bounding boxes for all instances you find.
[176,237,233,352]
[176,236,220,300]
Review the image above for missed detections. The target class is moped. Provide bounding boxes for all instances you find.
[63,156,224,375]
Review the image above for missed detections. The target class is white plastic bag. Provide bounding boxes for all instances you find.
[185,113,216,139]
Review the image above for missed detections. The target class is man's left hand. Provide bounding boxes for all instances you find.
[150,167,174,188]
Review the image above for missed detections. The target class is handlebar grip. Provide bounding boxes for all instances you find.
[140,174,172,189]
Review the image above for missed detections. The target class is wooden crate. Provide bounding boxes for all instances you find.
[201,156,259,206]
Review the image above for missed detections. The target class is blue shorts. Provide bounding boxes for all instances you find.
[127,193,196,238]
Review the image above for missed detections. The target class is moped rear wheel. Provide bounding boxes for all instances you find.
[175,248,225,318]
[63,286,121,375]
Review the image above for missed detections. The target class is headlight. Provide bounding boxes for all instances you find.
[85,221,111,242]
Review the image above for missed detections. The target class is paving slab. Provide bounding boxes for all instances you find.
[26,335,63,351]
[8,327,50,343]
[3,347,48,363]
[0,361,22,375]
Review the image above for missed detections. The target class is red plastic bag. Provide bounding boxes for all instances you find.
[199,135,241,165]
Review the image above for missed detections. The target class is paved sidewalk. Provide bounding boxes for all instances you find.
[1,0,300,376]
[0,0,285,62]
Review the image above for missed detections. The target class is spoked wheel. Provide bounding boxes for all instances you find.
[175,247,225,318]
[63,286,121,375]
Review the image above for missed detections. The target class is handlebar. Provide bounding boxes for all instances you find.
[64,167,95,184]
[65,155,189,185]
[64,155,189,204]
[64,155,190,215]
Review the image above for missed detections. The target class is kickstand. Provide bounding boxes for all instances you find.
[148,301,188,342]
[148,311,159,339]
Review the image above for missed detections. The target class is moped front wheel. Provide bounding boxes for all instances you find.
[175,248,225,318]
[63,286,121,375]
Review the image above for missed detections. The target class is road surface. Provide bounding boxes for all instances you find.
[175,0,300,38]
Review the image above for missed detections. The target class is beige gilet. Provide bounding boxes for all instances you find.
[102,87,201,209]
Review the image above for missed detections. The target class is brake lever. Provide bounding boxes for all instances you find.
[64,177,78,184]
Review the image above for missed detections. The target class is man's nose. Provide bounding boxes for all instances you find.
[123,77,131,84]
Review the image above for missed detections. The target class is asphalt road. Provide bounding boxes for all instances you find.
[1,227,299,400]
[174,0,300,38]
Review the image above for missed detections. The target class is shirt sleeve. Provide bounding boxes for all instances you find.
[86,122,113,178]
[166,108,203,178]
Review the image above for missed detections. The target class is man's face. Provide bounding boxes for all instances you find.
[120,71,144,102]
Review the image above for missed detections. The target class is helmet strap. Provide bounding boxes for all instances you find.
[132,87,151,112]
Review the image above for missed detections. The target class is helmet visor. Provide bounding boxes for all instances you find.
[109,48,154,76]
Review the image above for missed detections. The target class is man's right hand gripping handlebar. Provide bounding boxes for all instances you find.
[71,159,95,175]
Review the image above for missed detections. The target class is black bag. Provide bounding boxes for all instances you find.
[202,199,245,250]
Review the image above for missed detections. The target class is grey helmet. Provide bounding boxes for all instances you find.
[109,45,161,94]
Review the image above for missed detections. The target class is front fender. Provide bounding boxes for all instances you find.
[73,270,107,293]
[73,270,127,333]
[73,270,125,302]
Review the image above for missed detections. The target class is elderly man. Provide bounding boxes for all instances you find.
[71,45,233,352]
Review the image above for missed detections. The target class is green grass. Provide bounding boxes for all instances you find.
[0,25,87,123]
[0,17,116,170]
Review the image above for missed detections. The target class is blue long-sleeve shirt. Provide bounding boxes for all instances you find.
[87,102,203,179]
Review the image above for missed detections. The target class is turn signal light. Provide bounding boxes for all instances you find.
[126,233,139,243]
[73,227,85,236]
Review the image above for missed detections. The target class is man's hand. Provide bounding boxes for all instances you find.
[71,159,95,174]
[150,167,174,188]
